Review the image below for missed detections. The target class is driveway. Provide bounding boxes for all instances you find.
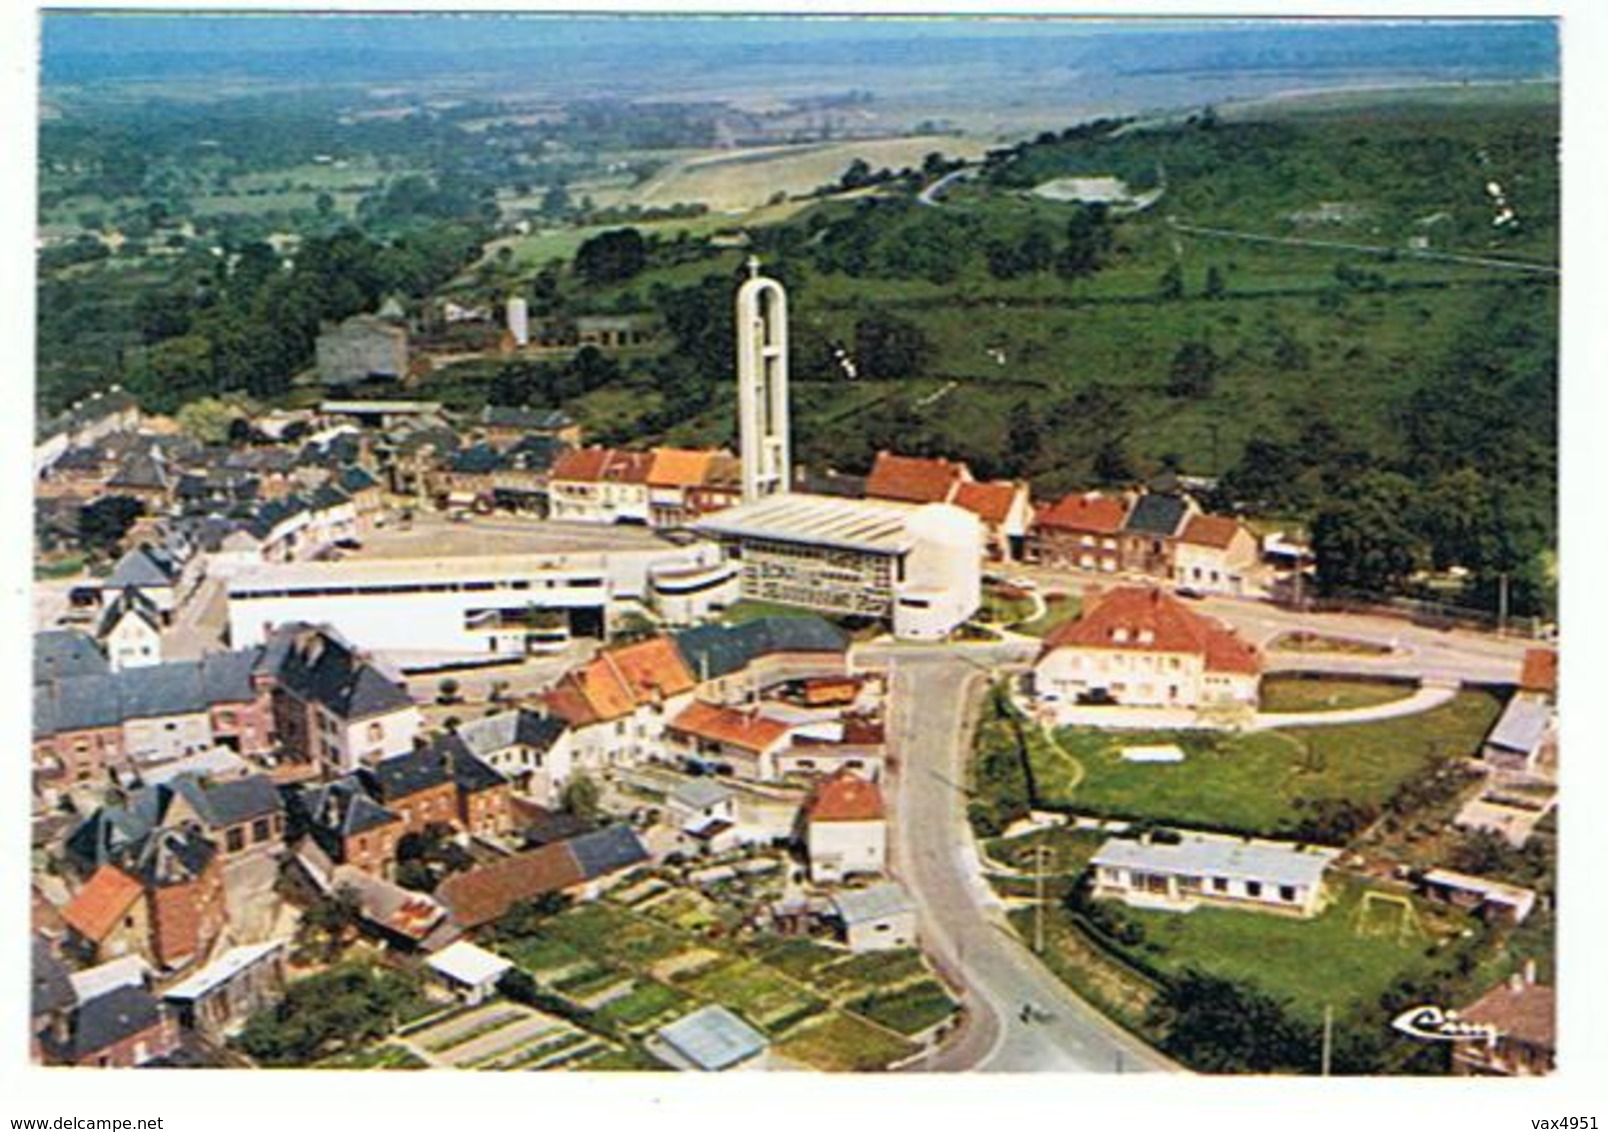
[883,649,1176,1074]
[1247,682,1459,731]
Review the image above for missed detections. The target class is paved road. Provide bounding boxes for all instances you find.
[882,649,1175,1073]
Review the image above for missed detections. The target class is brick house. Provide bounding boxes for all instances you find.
[288,777,404,879]
[1119,492,1197,579]
[41,984,179,1068]
[1029,491,1127,573]
[1452,968,1555,1076]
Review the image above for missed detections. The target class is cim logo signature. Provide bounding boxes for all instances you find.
[1391,1004,1498,1043]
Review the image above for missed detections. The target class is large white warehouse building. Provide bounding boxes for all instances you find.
[693,493,981,641]
[226,543,736,663]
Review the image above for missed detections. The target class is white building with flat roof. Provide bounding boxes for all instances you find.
[226,542,728,661]
[1090,832,1338,918]
[693,493,980,640]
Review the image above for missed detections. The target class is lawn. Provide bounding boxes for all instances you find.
[1267,631,1395,657]
[1045,690,1504,836]
[1090,878,1483,1022]
[1258,675,1416,714]
[771,1011,919,1072]
[1014,593,1083,638]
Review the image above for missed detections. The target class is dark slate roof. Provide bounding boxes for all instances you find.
[248,495,309,540]
[516,711,566,751]
[448,443,506,475]
[672,616,849,682]
[362,747,453,803]
[56,984,165,1061]
[295,778,399,849]
[113,662,208,720]
[97,587,163,639]
[108,449,169,491]
[123,826,216,888]
[260,624,414,721]
[65,804,155,874]
[508,434,564,470]
[441,736,506,795]
[200,649,260,704]
[35,673,123,736]
[1123,493,1191,538]
[38,388,138,443]
[396,425,460,457]
[34,630,109,684]
[106,546,177,590]
[309,483,351,511]
[338,466,378,493]
[32,937,77,1018]
[481,405,566,430]
[567,825,649,880]
[187,775,284,827]
[520,808,592,848]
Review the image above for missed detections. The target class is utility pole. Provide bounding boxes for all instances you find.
[1033,843,1050,954]
[1497,571,1510,637]
[1321,1004,1333,1077]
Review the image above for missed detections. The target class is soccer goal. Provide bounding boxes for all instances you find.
[1352,890,1427,945]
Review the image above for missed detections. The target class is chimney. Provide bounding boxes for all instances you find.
[1523,958,1538,986]
[1508,970,1525,993]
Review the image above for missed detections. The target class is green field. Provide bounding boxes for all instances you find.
[1045,690,1505,836]
[1258,676,1417,714]
[1088,878,1482,1022]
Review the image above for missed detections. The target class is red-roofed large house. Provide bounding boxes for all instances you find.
[1030,491,1128,573]
[1172,513,1261,595]
[542,636,698,777]
[954,479,1033,562]
[1033,586,1261,712]
[1452,969,1555,1076]
[547,447,652,524]
[864,451,971,505]
[804,771,886,883]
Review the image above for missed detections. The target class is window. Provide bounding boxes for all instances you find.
[1280,885,1297,903]
[1245,881,1263,898]
[367,721,384,743]
[226,828,246,853]
[1211,877,1229,893]
[252,818,272,843]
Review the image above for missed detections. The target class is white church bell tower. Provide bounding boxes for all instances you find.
[735,257,791,502]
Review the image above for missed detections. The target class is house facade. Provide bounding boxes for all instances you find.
[1089,832,1337,918]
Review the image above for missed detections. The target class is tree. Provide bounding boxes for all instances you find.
[1410,468,1497,572]
[573,227,647,286]
[1005,400,1043,474]
[1167,340,1220,398]
[1093,437,1135,485]
[540,183,571,218]
[1310,471,1425,594]
[1151,969,1316,1074]
[853,310,933,380]
[436,677,462,705]
[300,885,362,962]
[1203,264,1227,299]
[1055,204,1113,280]
[839,158,875,191]
[1157,262,1185,300]
[77,496,144,556]
[176,396,243,445]
[560,773,601,821]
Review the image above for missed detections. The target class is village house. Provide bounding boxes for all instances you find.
[1451,967,1555,1076]
[161,939,289,1041]
[455,709,570,805]
[830,881,918,952]
[1032,586,1262,712]
[288,777,405,879]
[546,446,653,524]
[542,636,698,777]
[864,450,971,505]
[476,405,581,450]
[1089,831,1337,918]
[62,826,228,972]
[1119,492,1198,579]
[666,779,741,855]
[803,770,887,884]
[953,479,1033,562]
[646,447,719,528]
[670,615,850,703]
[40,982,179,1068]
[361,735,514,841]
[435,825,649,930]
[1419,869,1538,926]
[684,451,744,519]
[425,940,513,1006]
[666,700,795,781]
[99,589,165,671]
[1480,694,1555,774]
[1172,513,1261,595]
[1029,491,1127,573]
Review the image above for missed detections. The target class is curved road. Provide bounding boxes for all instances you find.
[880,647,1175,1073]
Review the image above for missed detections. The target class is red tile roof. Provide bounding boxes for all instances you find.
[1178,513,1246,549]
[550,446,615,483]
[543,637,696,727]
[62,866,143,943]
[1043,585,1261,676]
[1460,980,1555,1049]
[865,451,969,504]
[436,843,585,930]
[806,770,886,822]
[1519,649,1558,696]
[648,448,718,489]
[954,480,1023,525]
[1034,491,1127,535]
[669,700,792,753]
[606,449,654,485]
